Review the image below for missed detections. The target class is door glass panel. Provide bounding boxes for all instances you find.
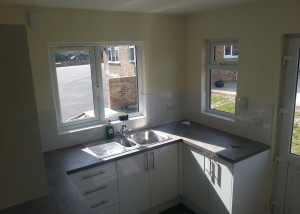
[291,52,300,155]
[54,49,96,123]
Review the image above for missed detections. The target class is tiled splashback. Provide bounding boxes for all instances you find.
[38,91,185,151]
[185,90,273,144]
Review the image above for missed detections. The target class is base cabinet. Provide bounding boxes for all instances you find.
[117,143,179,214]
[182,142,269,214]
[182,144,209,210]
[69,162,119,214]
[117,151,151,214]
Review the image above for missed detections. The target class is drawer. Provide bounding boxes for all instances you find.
[69,162,116,186]
[93,203,119,214]
[78,176,118,200]
[87,190,118,212]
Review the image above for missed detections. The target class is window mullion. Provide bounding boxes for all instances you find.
[94,46,106,121]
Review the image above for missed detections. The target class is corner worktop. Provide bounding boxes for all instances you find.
[0,121,270,214]
[155,121,270,163]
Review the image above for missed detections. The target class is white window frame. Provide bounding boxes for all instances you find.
[108,46,119,63]
[206,39,238,118]
[49,42,144,133]
[224,45,238,59]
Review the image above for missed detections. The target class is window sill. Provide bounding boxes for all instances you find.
[108,61,120,65]
[58,114,146,135]
[202,111,235,122]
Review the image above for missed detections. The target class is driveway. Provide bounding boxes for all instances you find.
[56,65,94,122]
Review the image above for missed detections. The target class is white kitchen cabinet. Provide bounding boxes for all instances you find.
[182,144,209,211]
[117,143,179,214]
[182,143,269,214]
[205,154,233,214]
[117,151,151,214]
[69,162,119,214]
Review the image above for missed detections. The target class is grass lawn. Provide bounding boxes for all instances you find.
[211,93,235,114]
[292,110,300,155]
[211,93,300,156]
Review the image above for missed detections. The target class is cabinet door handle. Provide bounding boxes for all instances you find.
[151,152,155,170]
[82,170,106,180]
[91,200,108,208]
[84,185,107,195]
[144,153,149,172]
[209,155,212,177]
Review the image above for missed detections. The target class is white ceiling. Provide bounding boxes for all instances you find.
[0,0,261,14]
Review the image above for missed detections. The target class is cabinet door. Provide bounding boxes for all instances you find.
[150,143,179,207]
[182,144,209,210]
[117,152,150,214]
[206,155,233,214]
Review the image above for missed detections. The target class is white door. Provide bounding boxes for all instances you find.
[150,143,179,207]
[117,152,150,214]
[274,36,300,214]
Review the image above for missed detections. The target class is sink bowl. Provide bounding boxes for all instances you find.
[116,138,136,147]
[127,130,172,145]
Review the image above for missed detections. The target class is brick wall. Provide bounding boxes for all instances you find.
[212,45,237,82]
[101,45,138,109]
[103,46,135,76]
[211,70,237,82]
[107,76,137,108]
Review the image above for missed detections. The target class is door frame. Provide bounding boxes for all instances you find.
[274,35,300,214]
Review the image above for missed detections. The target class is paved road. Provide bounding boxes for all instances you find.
[56,65,95,122]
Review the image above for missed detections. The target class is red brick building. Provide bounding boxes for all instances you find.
[102,45,138,112]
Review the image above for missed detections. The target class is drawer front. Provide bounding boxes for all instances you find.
[87,190,118,212]
[69,162,116,186]
[93,203,119,214]
[78,176,118,200]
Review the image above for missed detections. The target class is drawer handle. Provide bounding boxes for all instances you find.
[84,185,107,195]
[91,200,108,208]
[82,170,106,180]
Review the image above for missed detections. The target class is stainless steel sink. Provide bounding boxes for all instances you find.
[127,130,172,145]
[116,137,136,147]
[85,129,172,159]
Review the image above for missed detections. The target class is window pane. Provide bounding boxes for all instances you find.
[213,43,239,62]
[210,69,237,114]
[232,44,239,56]
[224,45,232,56]
[128,46,135,62]
[101,45,139,118]
[54,49,96,123]
[291,59,300,155]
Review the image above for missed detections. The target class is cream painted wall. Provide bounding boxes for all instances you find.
[185,0,300,212]
[185,0,300,144]
[0,5,185,151]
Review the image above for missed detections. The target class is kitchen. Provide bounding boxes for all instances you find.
[1,0,300,213]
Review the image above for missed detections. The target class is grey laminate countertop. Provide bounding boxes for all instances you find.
[1,120,269,214]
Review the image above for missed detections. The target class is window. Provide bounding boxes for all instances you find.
[108,46,119,63]
[128,45,136,62]
[224,45,238,58]
[206,40,239,117]
[50,43,141,132]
